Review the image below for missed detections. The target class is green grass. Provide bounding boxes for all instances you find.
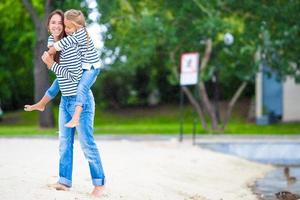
[0,104,300,136]
[225,123,300,135]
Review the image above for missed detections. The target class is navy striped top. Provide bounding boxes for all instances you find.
[50,40,83,96]
[47,35,54,47]
[53,28,102,70]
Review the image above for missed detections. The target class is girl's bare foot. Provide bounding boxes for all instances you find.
[47,182,70,191]
[24,103,45,112]
[65,105,82,128]
[64,119,79,128]
[91,186,105,197]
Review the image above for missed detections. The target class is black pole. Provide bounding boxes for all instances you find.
[192,117,197,145]
[192,85,197,145]
[179,86,184,142]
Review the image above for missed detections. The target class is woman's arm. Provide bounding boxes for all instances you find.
[50,62,82,82]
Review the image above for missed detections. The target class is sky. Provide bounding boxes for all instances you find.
[85,0,125,66]
[85,0,118,65]
[85,0,104,50]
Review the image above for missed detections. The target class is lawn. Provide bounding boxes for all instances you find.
[0,104,300,136]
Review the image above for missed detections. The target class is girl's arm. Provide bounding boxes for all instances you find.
[53,34,78,52]
[48,34,78,56]
[42,51,82,83]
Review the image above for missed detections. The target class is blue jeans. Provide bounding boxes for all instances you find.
[46,79,60,100]
[45,68,100,104]
[58,90,105,187]
[76,68,100,106]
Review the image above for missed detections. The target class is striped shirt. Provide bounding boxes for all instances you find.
[50,40,83,96]
[53,28,102,70]
[47,35,54,47]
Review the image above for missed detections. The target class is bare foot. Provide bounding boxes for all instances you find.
[47,183,70,191]
[64,119,79,128]
[24,103,45,112]
[91,186,105,197]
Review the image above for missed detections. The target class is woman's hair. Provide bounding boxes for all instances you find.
[64,9,90,51]
[47,9,66,63]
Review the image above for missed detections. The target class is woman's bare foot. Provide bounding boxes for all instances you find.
[24,103,45,112]
[91,186,105,197]
[47,182,70,191]
[64,119,79,128]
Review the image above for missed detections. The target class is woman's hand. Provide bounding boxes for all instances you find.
[41,51,54,69]
[48,46,57,56]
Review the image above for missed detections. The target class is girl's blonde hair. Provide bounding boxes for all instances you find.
[64,9,86,27]
[64,9,90,51]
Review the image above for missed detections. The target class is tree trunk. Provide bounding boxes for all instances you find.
[182,86,207,130]
[198,81,219,130]
[197,38,219,131]
[22,0,54,127]
[212,71,221,123]
[222,81,247,130]
[35,31,54,127]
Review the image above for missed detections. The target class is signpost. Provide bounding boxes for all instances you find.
[180,52,199,86]
[179,52,199,144]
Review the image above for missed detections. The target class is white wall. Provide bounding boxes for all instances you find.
[256,69,263,118]
[283,77,300,122]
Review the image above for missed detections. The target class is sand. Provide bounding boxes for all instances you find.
[0,137,273,200]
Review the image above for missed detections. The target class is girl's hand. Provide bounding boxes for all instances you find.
[41,51,54,69]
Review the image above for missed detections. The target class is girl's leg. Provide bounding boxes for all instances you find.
[24,79,60,111]
[24,95,50,111]
[64,105,82,127]
[65,68,100,127]
[76,91,105,196]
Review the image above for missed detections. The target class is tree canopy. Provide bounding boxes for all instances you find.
[97,0,300,131]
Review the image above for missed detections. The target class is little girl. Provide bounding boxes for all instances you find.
[26,9,102,128]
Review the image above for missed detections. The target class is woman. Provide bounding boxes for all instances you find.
[26,10,105,197]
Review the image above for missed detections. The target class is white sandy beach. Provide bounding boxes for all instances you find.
[0,137,273,200]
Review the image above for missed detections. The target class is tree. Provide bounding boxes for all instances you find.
[0,0,35,110]
[98,0,251,132]
[99,0,300,132]
[21,0,54,127]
